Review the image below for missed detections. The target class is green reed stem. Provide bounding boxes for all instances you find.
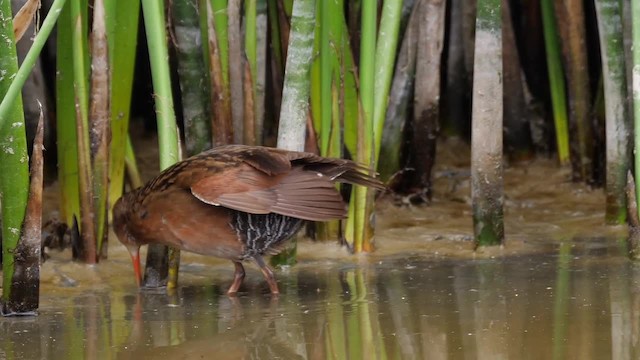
[141,0,181,288]
[0,0,29,303]
[541,0,570,164]
[106,0,140,213]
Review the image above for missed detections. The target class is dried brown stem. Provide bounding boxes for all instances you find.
[626,171,640,260]
[554,0,593,182]
[276,0,290,58]
[207,0,233,146]
[242,57,256,145]
[12,0,40,42]
[75,94,96,264]
[228,0,244,143]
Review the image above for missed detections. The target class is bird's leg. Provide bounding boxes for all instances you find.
[227,261,246,295]
[253,255,279,294]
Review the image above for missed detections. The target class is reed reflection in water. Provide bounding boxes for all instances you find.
[1,239,638,359]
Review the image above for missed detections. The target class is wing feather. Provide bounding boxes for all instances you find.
[189,146,382,220]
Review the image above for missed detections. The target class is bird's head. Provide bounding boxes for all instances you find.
[113,192,143,287]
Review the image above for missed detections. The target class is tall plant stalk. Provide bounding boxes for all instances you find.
[0,0,65,314]
[540,0,570,165]
[212,0,230,85]
[471,0,504,247]
[106,0,140,218]
[409,0,445,201]
[242,58,256,144]
[212,0,232,143]
[595,0,631,225]
[205,0,233,145]
[310,0,346,158]
[228,0,244,143]
[245,0,257,83]
[3,116,43,315]
[335,14,358,159]
[554,0,593,181]
[70,0,96,263]
[0,0,29,309]
[359,0,375,139]
[633,0,640,220]
[141,0,181,288]
[379,2,419,182]
[319,0,334,156]
[276,0,316,151]
[89,0,111,258]
[345,0,376,252]
[310,0,355,241]
[347,0,402,252]
[172,0,212,155]
[272,0,316,265]
[244,0,258,144]
[125,135,143,188]
[331,13,360,163]
[254,0,268,143]
[372,1,403,160]
[56,1,80,242]
[267,0,286,120]
[627,172,640,258]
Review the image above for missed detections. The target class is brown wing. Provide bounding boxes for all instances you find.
[190,163,280,214]
[268,168,347,220]
[190,146,382,221]
[191,165,346,221]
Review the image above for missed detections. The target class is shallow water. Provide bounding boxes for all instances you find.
[2,239,639,360]
[7,138,636,359]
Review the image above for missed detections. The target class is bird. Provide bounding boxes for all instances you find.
[112,145,384,294]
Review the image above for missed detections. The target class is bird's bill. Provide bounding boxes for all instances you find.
[128,246,142,287]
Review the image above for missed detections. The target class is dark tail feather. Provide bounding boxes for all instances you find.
[293,155,386,190]
[308,162,385,190]
[335,169,386,190]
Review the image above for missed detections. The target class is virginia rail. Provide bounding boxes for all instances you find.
[112,145,383,294]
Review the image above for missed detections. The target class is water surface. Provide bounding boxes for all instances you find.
[2,237,638,359]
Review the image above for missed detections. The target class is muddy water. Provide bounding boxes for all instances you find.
[2,138,636,359]
[2,245,639,359]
